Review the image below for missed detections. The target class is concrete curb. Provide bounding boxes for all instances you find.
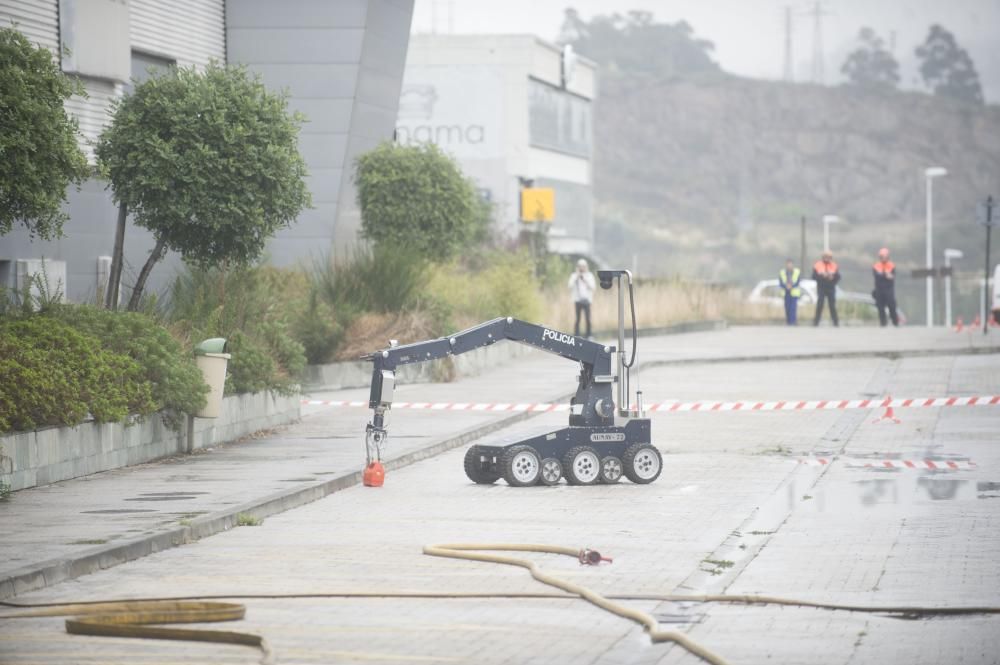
[0,405,545,601]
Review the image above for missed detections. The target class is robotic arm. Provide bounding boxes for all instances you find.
[363,317,616,464]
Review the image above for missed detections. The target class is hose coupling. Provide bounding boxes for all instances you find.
[579,549,613,565]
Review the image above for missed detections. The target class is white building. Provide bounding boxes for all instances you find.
[397,34,597,257]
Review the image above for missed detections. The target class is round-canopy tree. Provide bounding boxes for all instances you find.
[96,63,311,310]
[841,27,900,91]
[0,26,89,239]
[354,142,481,259]
[915,24,984,105]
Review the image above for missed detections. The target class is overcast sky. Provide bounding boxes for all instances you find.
[411,0,1000,103]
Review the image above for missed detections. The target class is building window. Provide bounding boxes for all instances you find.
[126,51,175,93]
[528,78,591,158]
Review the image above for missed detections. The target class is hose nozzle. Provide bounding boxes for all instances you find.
[579,549,613,565]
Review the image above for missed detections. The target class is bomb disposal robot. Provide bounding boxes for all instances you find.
[363,270,660,486]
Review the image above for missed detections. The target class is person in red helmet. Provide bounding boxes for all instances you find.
[872,247,899,327]
[812,250,841,326]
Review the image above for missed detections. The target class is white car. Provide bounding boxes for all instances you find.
[749,278,907,323]
[749,278,820,306]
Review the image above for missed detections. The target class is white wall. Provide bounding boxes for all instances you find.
[400,34,595,251]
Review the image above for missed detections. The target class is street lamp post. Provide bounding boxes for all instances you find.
[943,248,963,327]
[925,167,948,327]
[822,214,840,253]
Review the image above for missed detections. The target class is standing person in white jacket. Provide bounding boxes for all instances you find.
[568,259,596,338]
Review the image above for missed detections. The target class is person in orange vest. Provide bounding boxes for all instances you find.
[872,247,899,326]
[812,250,841,327]
[779,259,801,325]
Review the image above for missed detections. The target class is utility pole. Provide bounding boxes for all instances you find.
[800,215,806,270]
[983,196,995,336]
[925,167,947,326]
[783,6,794,81]
[806,1,833,85]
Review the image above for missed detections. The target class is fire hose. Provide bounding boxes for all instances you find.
[4,543,1000,664]
[421,542,730,665]
[1,599,273,663]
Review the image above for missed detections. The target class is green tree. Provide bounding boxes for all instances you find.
[96,63,311,311]
[558,8,719,77]
[841,27,900,91]
[0,27,89,239]
[915,24,983,105]
[354,142,480,259]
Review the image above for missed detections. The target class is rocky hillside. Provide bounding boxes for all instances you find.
[593,73,1000,320]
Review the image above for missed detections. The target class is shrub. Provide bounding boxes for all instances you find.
[293,289,343,365]
[51,306,207,428]
[427,251,543,329]
[167,264,306,395]
[0,262,65,316]
[225,332,276,395]
[537,253,576,291]
[0,317,154,433]
[333,310,441,361]
[355,142,480,259]
[313,244,429,320]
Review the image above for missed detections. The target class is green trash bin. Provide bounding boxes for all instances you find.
[194,338,230,418]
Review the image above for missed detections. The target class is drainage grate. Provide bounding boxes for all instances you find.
[654,601,706,625]
[125,496,198,501]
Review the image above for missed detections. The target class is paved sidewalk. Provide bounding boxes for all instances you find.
[1,325,996,600]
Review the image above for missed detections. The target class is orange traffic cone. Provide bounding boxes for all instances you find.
[955,317,964,332]
[363,461,385,487]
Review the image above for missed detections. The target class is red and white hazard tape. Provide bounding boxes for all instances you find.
[301,395,1000,413]
[646,395,1000,412]
[797,457,977,470]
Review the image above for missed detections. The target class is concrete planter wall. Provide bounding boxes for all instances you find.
[1,391,300,492]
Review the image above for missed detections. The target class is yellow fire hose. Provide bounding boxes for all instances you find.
[4,543,1000,664]
[2,599,273,664]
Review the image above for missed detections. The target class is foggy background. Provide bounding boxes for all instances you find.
[411,0,1000,102]
[408,0,1000,327]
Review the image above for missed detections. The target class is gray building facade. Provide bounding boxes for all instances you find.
[0,0,414,303]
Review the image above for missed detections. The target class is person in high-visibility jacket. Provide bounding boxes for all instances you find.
[812,250,841,327]
[872,247,899,327]
[779,259,801,325]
